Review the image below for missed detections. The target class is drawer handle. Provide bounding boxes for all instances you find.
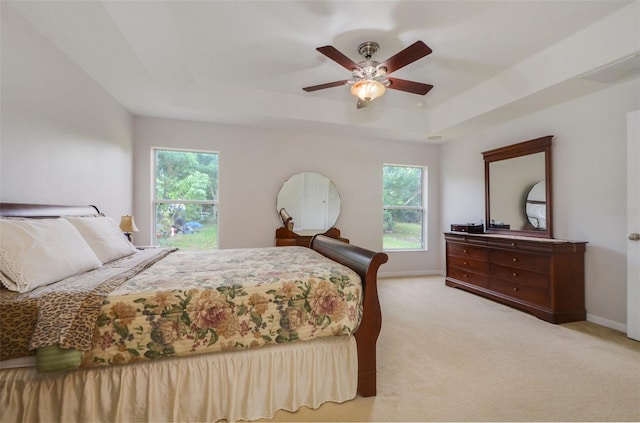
[513,287,519,292]
[512,272,518,277]
[464,273,469,278]
[512,257,518,262]
[463,249,468,253]
[464,261,468,265]
[511,242,516,247]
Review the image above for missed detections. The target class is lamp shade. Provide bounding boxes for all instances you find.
[119,215,139,233]
[351,80,385,102]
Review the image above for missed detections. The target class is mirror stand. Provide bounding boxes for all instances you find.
[275,172,348,247]
[275,226,348,247]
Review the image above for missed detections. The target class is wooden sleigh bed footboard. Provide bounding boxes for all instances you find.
[311,234,388,397]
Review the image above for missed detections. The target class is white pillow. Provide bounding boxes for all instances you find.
[65,216,137,264]
[0,218,102,293]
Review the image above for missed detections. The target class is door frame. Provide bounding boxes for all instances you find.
[627,109,640,341]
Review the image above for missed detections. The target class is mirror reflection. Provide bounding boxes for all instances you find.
[488,152,545,231]
[526,181,546,229]
[276,172,340,234]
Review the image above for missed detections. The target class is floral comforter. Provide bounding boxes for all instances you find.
[81,246,363,368]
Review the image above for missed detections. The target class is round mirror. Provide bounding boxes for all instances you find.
[525,181,546,229]
[276,172,341,234]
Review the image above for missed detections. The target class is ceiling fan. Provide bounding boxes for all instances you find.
[303,41,433,109]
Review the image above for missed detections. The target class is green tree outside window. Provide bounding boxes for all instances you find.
[154,149,219,249]
[383,165,425,250]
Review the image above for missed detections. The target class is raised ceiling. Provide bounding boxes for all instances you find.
[4,0,639,143]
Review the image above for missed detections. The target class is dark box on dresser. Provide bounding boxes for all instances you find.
[450,223,484,234]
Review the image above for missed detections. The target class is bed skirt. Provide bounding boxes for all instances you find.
[0,335,358,422]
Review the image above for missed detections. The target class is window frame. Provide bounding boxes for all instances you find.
[152,147,219,248]
[382,164,428,252]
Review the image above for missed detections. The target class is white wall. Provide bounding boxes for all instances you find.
[0,5,133,219]
[133,116,442,276]
[441,77,640,329]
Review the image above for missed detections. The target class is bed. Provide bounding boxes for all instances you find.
[0,202,388,422]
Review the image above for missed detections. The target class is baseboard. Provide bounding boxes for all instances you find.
[586,313,627,333]
[379,270,444,278]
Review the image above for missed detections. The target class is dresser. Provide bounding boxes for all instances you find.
[444,232,586,323]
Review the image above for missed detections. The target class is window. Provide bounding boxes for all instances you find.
[383,165,426,250]
[153,149,219,249]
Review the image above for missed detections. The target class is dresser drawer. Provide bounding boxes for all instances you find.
[448,255,489,274]
[490,251,550,273]
[490,278,549,308]
[447,243,489,261]
[490,264,549,290]
[447,266,489,288]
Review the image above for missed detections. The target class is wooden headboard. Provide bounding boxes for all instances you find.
[0,203,100,218]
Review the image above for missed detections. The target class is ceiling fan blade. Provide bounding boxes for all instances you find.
[302,80,349,92]
[387,77,434,95]
[316,46,360,71]
[379,41,432,74]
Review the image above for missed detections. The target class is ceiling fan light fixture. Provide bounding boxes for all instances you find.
[303,40,433,104]
[351,79,385,101]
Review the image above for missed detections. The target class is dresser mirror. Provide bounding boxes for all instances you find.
[276,172,341,235]
[483,135,553,238]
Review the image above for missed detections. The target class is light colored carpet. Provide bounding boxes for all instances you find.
[265,276,640,422]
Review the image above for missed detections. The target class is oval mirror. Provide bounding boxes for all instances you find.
[525,181,546,229]
[276,172,341,234]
